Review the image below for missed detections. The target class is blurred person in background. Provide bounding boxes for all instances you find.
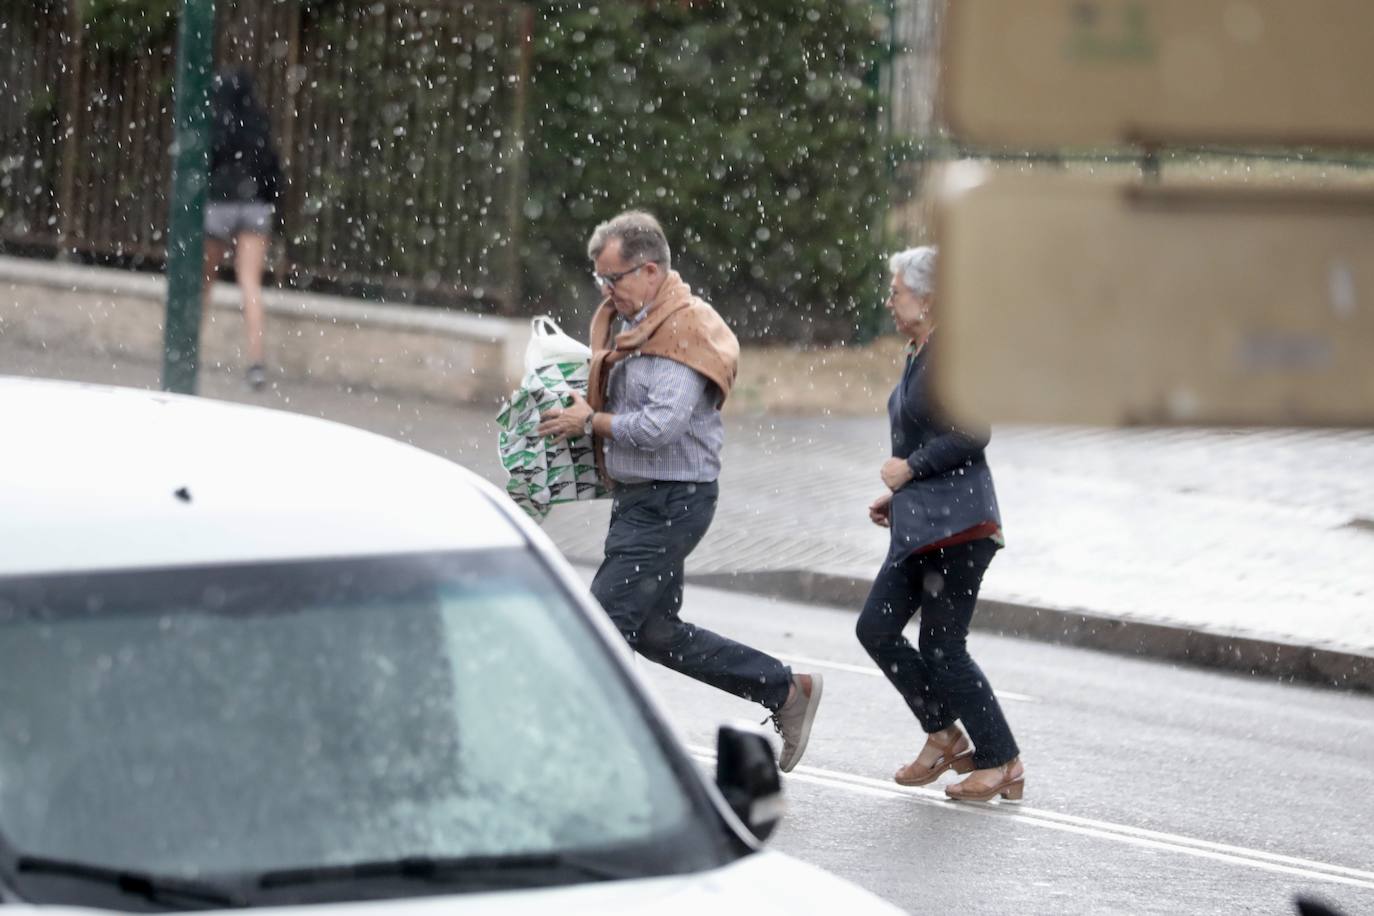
[856,245,1024,802]
[536,210,824,773]
[203,67,282,392]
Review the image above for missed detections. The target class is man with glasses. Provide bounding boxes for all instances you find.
[536,210,823,773]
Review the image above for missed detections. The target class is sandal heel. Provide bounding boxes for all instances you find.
[893,733,974,787]
[1000,780,1025,801]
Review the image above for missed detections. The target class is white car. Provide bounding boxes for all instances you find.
[0,377,901,915]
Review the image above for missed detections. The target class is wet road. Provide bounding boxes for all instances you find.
[605,579,1374,915]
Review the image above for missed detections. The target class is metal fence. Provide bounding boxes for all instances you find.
[0,0,531,310]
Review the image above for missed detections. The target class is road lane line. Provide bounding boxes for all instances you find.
[769,651,1038,703]
[689,746,1374,891]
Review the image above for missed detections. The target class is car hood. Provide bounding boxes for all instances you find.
[4,851,902,915]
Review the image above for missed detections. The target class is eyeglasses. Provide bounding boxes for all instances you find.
[591,262,649,290]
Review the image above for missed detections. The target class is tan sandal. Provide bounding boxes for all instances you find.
[894,728,976,787]
[944,758,1025,802]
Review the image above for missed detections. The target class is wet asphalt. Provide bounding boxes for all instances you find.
[619,582,1374,916]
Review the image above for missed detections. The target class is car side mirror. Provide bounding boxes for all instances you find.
[715,724,784,842]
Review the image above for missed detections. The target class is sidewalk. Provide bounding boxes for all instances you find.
[5,339,1373,692]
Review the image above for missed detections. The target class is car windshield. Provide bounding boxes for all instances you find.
[0,548,729,907]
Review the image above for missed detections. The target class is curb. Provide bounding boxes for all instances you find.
[685,569,1374,695]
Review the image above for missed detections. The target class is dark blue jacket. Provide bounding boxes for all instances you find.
[886,339,1001,564]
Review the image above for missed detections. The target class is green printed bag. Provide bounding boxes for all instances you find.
[494,317,610,521]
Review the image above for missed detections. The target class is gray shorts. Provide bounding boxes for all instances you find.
[205,201,273,242]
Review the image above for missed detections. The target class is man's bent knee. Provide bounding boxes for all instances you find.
[634,615,689,663]
[605,610,646,649]
[590,583,643,646]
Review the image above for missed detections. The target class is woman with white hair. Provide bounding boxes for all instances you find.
[855,245,1024,802]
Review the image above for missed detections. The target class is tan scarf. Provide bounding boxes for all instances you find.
[586,270,739,481]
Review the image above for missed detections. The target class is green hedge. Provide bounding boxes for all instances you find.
[522,0,890,344]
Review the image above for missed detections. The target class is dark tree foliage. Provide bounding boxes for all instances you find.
[79,0,180,51]
[523,0,889,344]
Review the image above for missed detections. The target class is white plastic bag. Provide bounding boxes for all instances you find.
[524,315,591,374]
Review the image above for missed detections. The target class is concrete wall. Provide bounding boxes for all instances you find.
[0,257,530,405]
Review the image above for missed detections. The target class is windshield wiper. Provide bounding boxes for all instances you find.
[258,852,631,892]
[14,855,246,909]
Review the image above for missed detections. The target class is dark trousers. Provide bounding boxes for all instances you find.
[591,480,792,711]
[855,538,1019,769]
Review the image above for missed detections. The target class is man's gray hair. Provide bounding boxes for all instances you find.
[889,246,938,297]
[587,210,672,269]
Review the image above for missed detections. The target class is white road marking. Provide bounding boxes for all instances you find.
[770,651,1038,703]
[690,746,1374,891]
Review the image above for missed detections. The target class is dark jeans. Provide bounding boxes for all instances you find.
[855,538,1019,769]
[591,480,792,711]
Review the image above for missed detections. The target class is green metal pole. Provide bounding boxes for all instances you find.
[162,0,216,394]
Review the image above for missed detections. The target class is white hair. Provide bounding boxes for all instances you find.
[888,246,938,297]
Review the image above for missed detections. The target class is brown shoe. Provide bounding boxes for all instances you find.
[945,757,1025,802]
[894,726,975,787]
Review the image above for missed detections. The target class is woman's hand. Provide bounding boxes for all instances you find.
[880,456,915,491]
[536,391,593,443]
[868,492,893,528]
